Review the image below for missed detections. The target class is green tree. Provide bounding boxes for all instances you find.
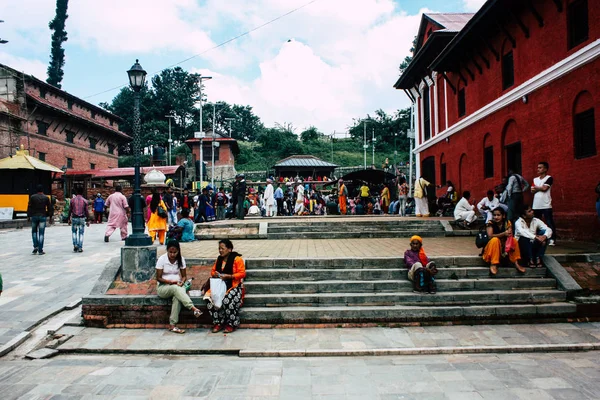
[47,0,69,88]
[300,126,322,143]
[398,35,417,75]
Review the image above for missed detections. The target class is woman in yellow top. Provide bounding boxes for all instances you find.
[380,184,390,213]
[205,239,246,333]
[147,192,168,244]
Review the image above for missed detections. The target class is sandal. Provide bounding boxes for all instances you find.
[535,258,544,268]
[528,260,536,269]
[489,264,498,276]
[168,326,185,334]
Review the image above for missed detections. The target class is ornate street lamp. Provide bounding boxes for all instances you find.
[126,59,152,246]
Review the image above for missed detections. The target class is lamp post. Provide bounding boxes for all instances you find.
[126,59,151,246]
[211,103,217,189]
[393,132,398,172]
[371,128,376,167]
[165,115,175,166]
[195,75,212,186]
[224,117,235,137]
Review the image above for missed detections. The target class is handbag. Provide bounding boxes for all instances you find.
[475,226,490,249]
[157,205,167,219]
[209,278,227,309]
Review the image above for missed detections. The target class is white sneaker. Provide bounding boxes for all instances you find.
[548,240,555,246]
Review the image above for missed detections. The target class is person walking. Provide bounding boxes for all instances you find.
[147,192,168,244]
[92,193,105,224]
[69,186,91,252]
[531,162,556,246]
[414,176,431,217]
[104,185,130,242]
[338,179,348,215]
[27,184,51,255]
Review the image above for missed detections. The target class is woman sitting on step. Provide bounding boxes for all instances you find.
[482,207,527,276]
[156,240,203,334]
[204,239,246,333]
[403,235,438,294]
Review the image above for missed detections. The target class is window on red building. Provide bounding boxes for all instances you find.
[203,145,219,161]
[484,146,494,178]
[36,120,48,136]
[505,142,522,175]
[107,144,115,154]
[66,131,75,143]
[502,51,514,90]
[574,109,596,158]
[66,158,73,168]
[568,0,588,49]
[90,163,96,170]
[458,88,466,118]
[38,152,46,162]
[440,162,447,185]
[89,138,97,150]
[423,88,431,140]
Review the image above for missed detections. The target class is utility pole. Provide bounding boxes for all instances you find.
[372,128,376,167]
[224,117,235,137]
[165,115,175,166]
[331,131,335,163]
[363,122,367,169]
[211,103,217,189]
[195,75,212,186]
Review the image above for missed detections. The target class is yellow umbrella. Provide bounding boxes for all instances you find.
[0,146,63,173]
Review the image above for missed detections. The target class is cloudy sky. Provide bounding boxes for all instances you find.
[1,0,486,134]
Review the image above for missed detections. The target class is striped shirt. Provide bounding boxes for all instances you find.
[70,195,89,218]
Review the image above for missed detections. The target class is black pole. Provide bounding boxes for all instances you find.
[125,90,151,246]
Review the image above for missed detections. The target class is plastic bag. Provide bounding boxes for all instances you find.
[210,278,227,309]
[504,236,516,253]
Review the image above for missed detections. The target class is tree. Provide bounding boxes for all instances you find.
[398,35,417,76]
[47,0,69,88]
[300,126,322,143]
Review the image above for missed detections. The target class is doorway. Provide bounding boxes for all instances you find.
[505,142,522,174]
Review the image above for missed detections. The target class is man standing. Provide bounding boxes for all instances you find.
[274,184,284,216]
[263,178,275,217]
[506,169,529,225]
[104,185,130,242]
[414,176,430,217]
[69,186,90,252]
[215,187,227,220]
[235,174,247,220]
[93,193,105,224]
[163,186,176,226]
[338,179,348,215]
[477,190,500,223]
[27,184,51,255]
[531,161,556,246]
[454,191,477,228]
[359,182,370,205]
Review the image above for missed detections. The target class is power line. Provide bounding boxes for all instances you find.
[83,0,320,100]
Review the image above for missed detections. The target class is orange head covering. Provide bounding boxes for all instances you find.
[410,235,428,265]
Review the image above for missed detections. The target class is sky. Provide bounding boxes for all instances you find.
[0,0,487,134]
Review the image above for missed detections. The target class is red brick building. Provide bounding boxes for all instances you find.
[0,63,130,173]
[186,135,239,183]
[395,0,599,239]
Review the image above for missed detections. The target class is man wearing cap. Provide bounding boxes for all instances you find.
[93,193,105,224]
[235,174,247,220]
[338,179,348,215]
[263,178,275,217]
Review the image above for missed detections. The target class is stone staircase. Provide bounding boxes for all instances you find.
[267,220,447,239]
[240,257,576,324]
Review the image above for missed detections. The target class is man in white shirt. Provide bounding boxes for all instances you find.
[531,161,556,246]
[263,179,275,217]
[454,191,477,227]
[477,190,500,223]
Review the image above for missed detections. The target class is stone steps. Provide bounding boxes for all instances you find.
[268,231,445,239]
[239,302,576,324]
[246,267,548,281]
[242,289,567,307]
[244,278,558,294]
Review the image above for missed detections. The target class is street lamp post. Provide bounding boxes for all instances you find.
[165,115,175,166]
[363,122,368,169]
[372,128,376,167]
[393,132,398,172]
[126,59,151,246]
[211,103,217,189]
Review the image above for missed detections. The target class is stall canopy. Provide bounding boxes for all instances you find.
[0,146,63,173]
[323,169,396,186]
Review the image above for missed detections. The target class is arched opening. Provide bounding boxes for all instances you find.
[483,133,494,179]
[501,120,521,175]
[573,90,596,159]
[421,156,436,201]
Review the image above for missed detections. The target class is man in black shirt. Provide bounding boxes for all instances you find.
[27,184,51,255]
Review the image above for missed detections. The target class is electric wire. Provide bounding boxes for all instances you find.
[83,0,320,100]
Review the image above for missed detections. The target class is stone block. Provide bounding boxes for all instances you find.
[26,348,59,359]
[121,246,157,283]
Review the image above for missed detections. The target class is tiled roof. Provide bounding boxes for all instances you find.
[425,13,474,32]
[274,155,338,168]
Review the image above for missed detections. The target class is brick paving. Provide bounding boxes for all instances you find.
[562,262,600,292]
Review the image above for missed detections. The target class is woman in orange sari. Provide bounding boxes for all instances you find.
[204,239,246,333]
[483,207,526,275]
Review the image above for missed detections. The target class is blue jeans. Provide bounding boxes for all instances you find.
[31,216,47,251]
[518,236,547,265]
[596,200,600,221]
[533,208,556,241]
[71,217,86,249]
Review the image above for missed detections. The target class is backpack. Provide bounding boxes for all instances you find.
[475,226,490,249]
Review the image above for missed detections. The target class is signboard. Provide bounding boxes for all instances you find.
[0,207,14,220]
[194,131,205,139]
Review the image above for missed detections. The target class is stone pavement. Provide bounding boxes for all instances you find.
[55,322,600,357]
[2,351,600,399]
[0,223,127,353]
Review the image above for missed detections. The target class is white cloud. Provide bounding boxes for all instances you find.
[0,52,47,80]
[463,0,487,12]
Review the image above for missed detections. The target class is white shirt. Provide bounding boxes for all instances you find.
[454,197,474,218]
[477,196,499,212]
[263,183,275,205]
[515,217,553,240]
[533,175,553,210]
[155,253,186,282]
